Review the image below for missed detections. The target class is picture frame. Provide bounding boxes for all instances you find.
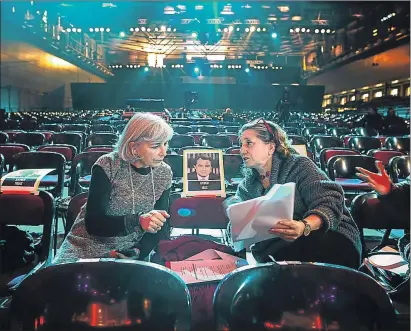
[183,149,226,197]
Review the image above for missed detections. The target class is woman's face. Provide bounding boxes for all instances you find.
[130,140,168,167]
[239,129,275,169]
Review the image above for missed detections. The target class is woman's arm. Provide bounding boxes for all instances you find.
[85,165,142,237]
[295,157,346,232]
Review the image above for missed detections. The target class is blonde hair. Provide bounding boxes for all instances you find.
[116,112,173,162]
[239,118,292,157]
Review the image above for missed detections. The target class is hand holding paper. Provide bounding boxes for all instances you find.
[226,183,296,251]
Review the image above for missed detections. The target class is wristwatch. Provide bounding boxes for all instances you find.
[301,220,311,236]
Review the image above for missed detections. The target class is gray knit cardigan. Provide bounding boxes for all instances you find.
[227,152,362,255]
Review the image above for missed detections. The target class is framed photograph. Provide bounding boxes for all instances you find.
[183,149,226,197]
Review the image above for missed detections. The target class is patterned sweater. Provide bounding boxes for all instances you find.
[227,153,362,255]
[53,152,173,264]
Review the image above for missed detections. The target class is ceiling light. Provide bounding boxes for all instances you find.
[147,28,151,32]
[257,27,261,32]
[306,28,310,33]
[224,27,228,32]
[315,29,319,33]
[291,16,302,21]
[135,27,139,32]
[301,28,306,32]
[277,6,289,13]
[141,27,146,31]
[245,27,250,32]
[191,32,198,38]
[326,29,331,33]
[321,29,325,33]
[289,28,294,33]
[228,26,234,32]
[250,26,256,32]
[160,26,166,32]
[271,32,278,38]
[236,27,240,31]
[295,27,300,33]
[154,27,158,32]
[130,28,134,32]
[89,28,93,32]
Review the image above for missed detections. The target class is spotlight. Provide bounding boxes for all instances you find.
[167,27,171,32]
[236,27,240,31]
[134,65,138,68]
[94,28,99,32]
[228,65,232,69]
[315,29,319,33]
[295,27,300,33]
[171,64,175,68]
[119,31,126,37]
[289,28,294,33]
[147,28,151,32]
[144,67,149,72]
[78,28,82,32]
[219,65,222,68]
[262,27,266,32]
[161,26,166,31]
[257,27,261,32]
[218,28,222,32]
[224,27,228,32]
[173,28,177,32]
[245,67,250,73]
[89,28,93,32]
[135,27,139,32]
[141,27,146,31]
[301,28,306,32]
[66,28,71,32]
[154,27,158,32]
[130,28,134,32]
[192,32,198,38]
[194,67,199,73]
[321,29,325,33]
[306,28,310,33]
[228,26,234,32]
[326,29,331,33]
[126,65,130,68]
[271,32,278,38]
[99,27,104,32]
[72,28,77,32]
[250,26,256,32]
[245,27,250,32]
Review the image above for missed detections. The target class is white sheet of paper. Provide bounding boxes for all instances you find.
[227,183,295,251]
[169,259,238,284]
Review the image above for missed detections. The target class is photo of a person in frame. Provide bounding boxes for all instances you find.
[187,154,221,191]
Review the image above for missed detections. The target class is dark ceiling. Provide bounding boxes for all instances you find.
[2,1,409,64]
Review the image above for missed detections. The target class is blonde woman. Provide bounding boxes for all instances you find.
[54,113,173,264]
[226,118,362,269]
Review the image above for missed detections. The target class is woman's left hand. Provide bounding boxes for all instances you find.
[269,220,305,242]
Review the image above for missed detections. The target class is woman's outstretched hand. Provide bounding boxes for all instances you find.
[356,160,393,196]
[139,210,170,233]
[269,220,305,242]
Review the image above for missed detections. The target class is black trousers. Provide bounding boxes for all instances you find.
[251,230,361,270]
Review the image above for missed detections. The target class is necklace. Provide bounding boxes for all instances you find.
[129,164,155,214]
[260,171,271,181]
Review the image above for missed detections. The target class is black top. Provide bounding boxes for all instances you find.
[85,164,171,237]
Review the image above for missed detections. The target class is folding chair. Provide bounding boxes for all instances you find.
[0,144,30,173]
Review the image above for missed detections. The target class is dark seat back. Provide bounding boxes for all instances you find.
[327,155,378,180]
[201,135,232,149]
[385,137,410,153]
[10,261,191,331]
[52,132,83,153]
[214,263,396,331]
[389,155,410,183]
[13,132,45,147]
[86,133,118,147]
[13,151,66,197]
[169,135,195,149]
[348,137,382,153]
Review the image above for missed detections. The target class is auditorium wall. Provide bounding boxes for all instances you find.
[307,43,410,94]
[71,82,325,113]
[0,39,105,111]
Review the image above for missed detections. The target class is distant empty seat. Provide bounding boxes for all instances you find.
[385,137,410,153]
[86,133,118,147]
[348,137,382,153]
[310,135,343,157]
[201,135,232,149]
[169,134,195,149]
[13,132,45,147]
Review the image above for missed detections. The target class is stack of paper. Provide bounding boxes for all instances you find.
[167,249,243,284]
[226,183,296,251]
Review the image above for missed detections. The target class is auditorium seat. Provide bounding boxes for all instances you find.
[198,125,219,134]
[310,135,343,159]
[37,144,77,163]
[13,151,66,198]
[13,132,46,148]
[39,123,63,132]
[224,126,240,133]
[354,127,379,137]
[223,154,243,187]
[287,135,307,146]
[302,127,327,140]
[213,263,397,331]
[329,127,352,137]
[226,147,241,154]
[173,125,192,134]
[201,135,232,149]
[0,143,30,172]
[327,155,378,191]
[169,134,195,150]
[9,260,191,331]
[69,151,107,196]
[0,132,9,144]
[83,145,114,153]
[2,130,24,142]
[367,150,403,167]
[389,155,410,183]
[348,137,382,154]
[65,192,88,236]
[86,132,117,147]
[52,132,83,153]
[64,124,90,134]
[385,137,410,154]
[90,123,114,133]
[218,133,238,145]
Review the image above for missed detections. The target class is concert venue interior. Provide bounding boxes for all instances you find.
[0,1,410,330]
